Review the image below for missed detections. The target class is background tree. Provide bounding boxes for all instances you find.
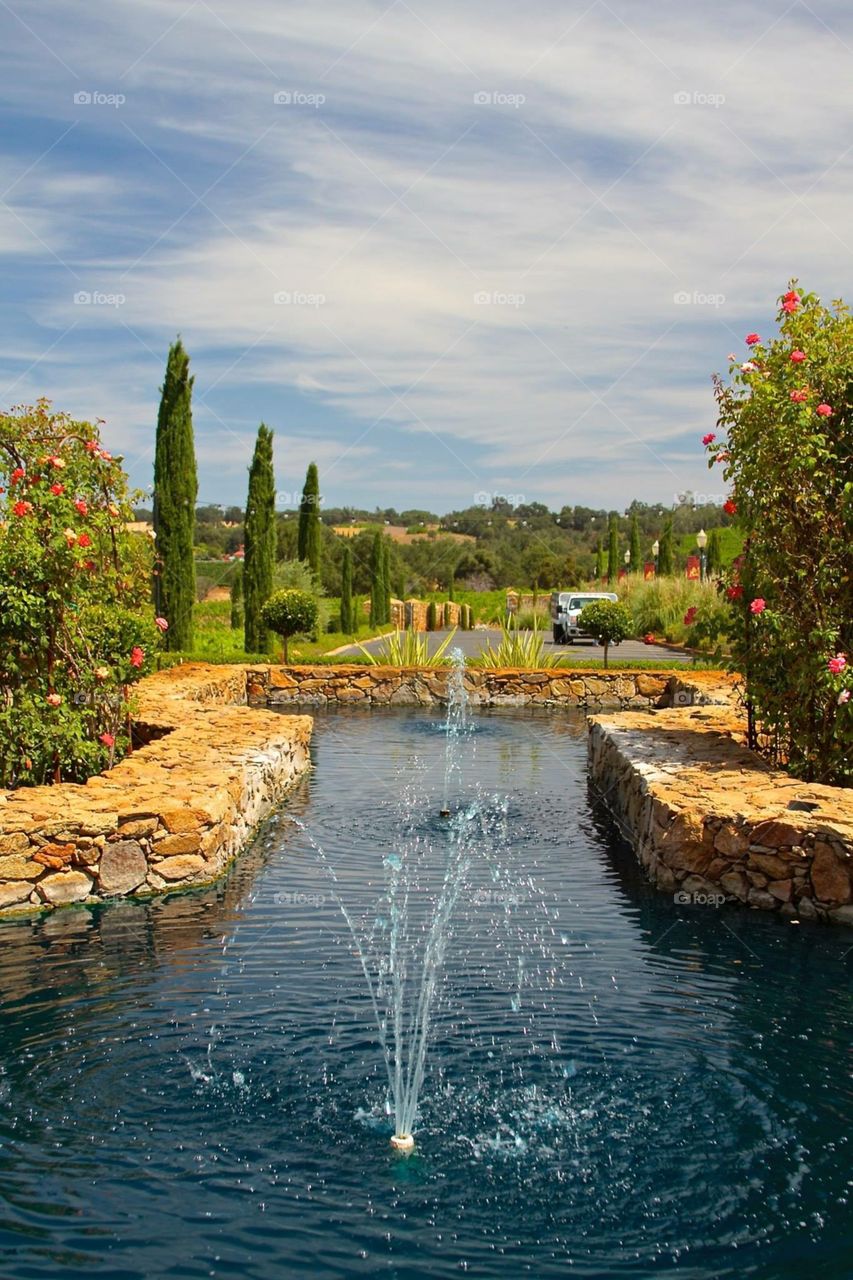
[630,514,642,573]
[607,512,619,583]
[153,337,197,649]
[297,462,322,575]
[657,516,675,576]
[243,424,276,654]
[260,588,318,663]
[382,539,392,622]
[706,527,723,576]
[370,530,386,625]
[596,539,607,581]
[230,568,243,631]
[340,545,354,634]
[578,600,633,668]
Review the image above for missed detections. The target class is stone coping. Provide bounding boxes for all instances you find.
[588,706,852,925]
[0,663,312,918]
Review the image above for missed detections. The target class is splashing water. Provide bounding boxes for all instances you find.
[291,650,517,1150]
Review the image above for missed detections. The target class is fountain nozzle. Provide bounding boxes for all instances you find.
[390,1133,415,1153]
[439,808,451,818]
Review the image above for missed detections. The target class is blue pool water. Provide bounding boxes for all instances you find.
[0,706,850,1279]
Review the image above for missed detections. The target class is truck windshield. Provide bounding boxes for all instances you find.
[569,597,599,610]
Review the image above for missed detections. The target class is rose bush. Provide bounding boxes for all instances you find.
[0,401,161,785]
[706,285,852,784]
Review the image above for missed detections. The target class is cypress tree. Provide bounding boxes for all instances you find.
[382,540,392,624]
[370,530,384,626]
[230,568,243,630]
[298,462,322,575]
[426,601,437,632]
[243,424,276,653]
[607,513,619,583]
[340,545,354,634]
[658,516,675,576]
[630,514,642,573]
[448,574,455,602]
[596,539,607,581]
[153,337,197,650]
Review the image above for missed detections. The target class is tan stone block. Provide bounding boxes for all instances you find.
[748,852,789,879]
[0,881,33,908]
[159,809,210,834]
[811,846,851,904]
[32,842,75,870]
[750,819,801,848]
[156,855,206,882]
[768,878,793,902]
[117,818,158,838]
[99,841,148,896]
[0,833,30,856]
[269,671,297,688]
[155,832,202,856]
[0,856,41,881]
[714,824,749,858]
[37,870,93,905]
[636,674,667,698]
[720,869,749,901]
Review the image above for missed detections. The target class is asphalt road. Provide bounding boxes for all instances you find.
[335,629,692,664]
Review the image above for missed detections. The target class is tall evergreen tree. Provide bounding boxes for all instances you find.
[153,337,197,650]
[448,574,455,602]
[297,462,322,575]
[340,545,354,634]
[230,568,243,631]
[607,513,619,583]
[596,539,607,581]
[382,540,392,624]
[658,516,675,576]
[243,424,276,653]
[369,530,384,625]
[630,514,642,573]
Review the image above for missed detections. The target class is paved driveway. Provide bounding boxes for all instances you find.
[335,629,692,664]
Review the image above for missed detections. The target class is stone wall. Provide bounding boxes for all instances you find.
[0,664,312,918]
[246,664,678,708]
[588,706,853,925]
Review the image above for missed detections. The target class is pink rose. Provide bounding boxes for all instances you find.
[702,432,716,446]
[130,646,144,668]
[816,403,832,417]
[741,361,757,372]
[48,455,65,469]
[154,616,169,632]
[750,598,766,615]
[745,333,760,345]
[46,693,62,707]
[838,689,851,705]
[790,389,808,403]
[828,653,847,675]
[790,349,806,363]
[74,499,88,516]
[99,732,115,748]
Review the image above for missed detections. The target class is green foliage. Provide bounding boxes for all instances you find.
[710,283,852,783]
[0,401,160,785]
[577,600,632,667]
[153,337,198,649]
[357,628,458,666]
[297,462,322,575]
[369,530,386,625]
[629,514,641,573]
[706,527,723,575]
[607,512,619,583]
[229,568,243,630]
[447,575,455,602]
[657,516,674,576]
[596,539,607,580]
[426,600,437,631]
[476,618,560,669]
[340,545,354,634]
[260,588,319,662]
[382,539,392,620]
[619,577,729,647]
[243,424,276,654]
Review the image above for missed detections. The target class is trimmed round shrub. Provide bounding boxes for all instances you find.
[260,588,319,662]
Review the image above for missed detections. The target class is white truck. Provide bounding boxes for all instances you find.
[550,590,618,645]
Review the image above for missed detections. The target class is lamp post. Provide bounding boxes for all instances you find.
[696,528,707,582]
[624,548,631,569]
[652,538,660,576]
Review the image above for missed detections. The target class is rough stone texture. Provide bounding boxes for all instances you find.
[0,664,312,918]
[588,703,853,926]
[244,664,711,710]
[98,841,148,896]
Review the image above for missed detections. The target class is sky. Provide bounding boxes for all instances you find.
[1,0,851,513]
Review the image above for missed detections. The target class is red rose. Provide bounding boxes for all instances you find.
[745,333,760,345]
[130,646,144,668]
[790,389,808,403]
[790,350,806,363]
[723,498,737,515]
[77,532,92,548]
[50,482,64,495]
[99,732,115,748]
[782,290,800,304]
[726,585,743,600]
[816,403,832,417]
[74,499,88,516]
[702,432,716,446]
[12,500,32,516]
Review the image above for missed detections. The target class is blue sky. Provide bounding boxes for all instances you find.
[1,0,851,512]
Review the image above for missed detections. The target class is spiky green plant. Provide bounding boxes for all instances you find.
[475,618,560,668]
[357,628,458,666]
